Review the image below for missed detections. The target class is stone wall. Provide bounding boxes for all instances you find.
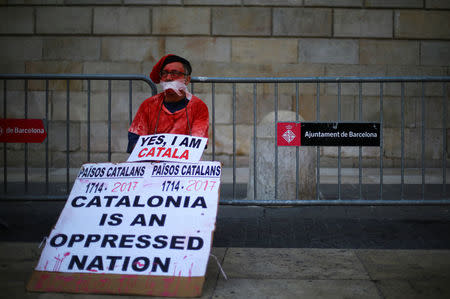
[0,0,449,168]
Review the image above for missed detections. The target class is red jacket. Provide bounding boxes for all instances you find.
[129,93,209,139]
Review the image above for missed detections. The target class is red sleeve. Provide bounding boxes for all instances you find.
[129,98,150,136]
[190,98,209,139]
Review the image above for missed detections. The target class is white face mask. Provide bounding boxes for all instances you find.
[160,80,192,100]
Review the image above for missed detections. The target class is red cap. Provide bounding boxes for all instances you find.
[150,54,174,84]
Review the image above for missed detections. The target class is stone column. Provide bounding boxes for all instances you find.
[247,110,316,201]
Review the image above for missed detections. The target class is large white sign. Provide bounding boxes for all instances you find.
[127,134,208,163]
[35,161,221,278]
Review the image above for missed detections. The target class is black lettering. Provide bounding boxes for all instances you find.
[149,214,166,226]
[131,257,149,272]
[84,234,101,247]
[101,234,118,248]
[170,236,185,250]
[191,196,207,208]
[71,196,86,207]
[86,196,101,207]
[68,255,87,270]
[50,234,67,247]
[148,196,163,207]
[87,255,103,271]
[130,214,146,226]
[165,195,181,207]
[106,256,122,271]
[68,234,84,247]
[153,235,168,249]
[119,235,134,248]
[109,213,123,226]
[152,257,170,273]
[136,235,151,248]
[189,138,201,148]
[187,237,204,250]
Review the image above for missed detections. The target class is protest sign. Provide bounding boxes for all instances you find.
[27,161,221,297]
[127,134,208,163]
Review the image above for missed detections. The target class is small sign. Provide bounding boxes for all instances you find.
[127,134,207,164]
[276,122,380,146]
[277,122,301,146]
[28,161,221,297]
[0,118,47,143]
[301,122,380,146]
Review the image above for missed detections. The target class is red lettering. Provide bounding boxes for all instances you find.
[156,147,165,157]
[138,148,148,158]
[162,148,172,158]
[145,147,156,157]
[179,150,189,160]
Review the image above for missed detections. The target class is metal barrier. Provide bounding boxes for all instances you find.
[1,74,450,205]
[0,74,157,200]
[191,76,450,205]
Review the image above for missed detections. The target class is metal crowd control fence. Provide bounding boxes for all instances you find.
[1,74,449,206]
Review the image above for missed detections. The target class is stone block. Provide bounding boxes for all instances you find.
[384,128,444,161]
[395,10,450,39]
[0,7,33,34]
[1,91,46,119]
[166,37,231,63]
[153,7,209,35]
[376,279,450,299]
[385,65,447,97]
[382,96,416,128]
[0,37,42,62]
[94,7,151,35]
[414,96,447,129]
[366,0,422,7]
[184,0,239,4]
[80,121,128,153]
[360,40,419,65]
[83,62,142,92]
[43,37,100,61]
[36,7,92,34]
[268,63,326,95]
[305,0,362,6]
[325,64,387,96]
[273,8,332,37]
[214,124,251,156]
[232,38,297,64]
[50,150,88,168]
[8,0,62,3]
[48,121,80,152]
[214,279,380,299]
[243,0,303,5]
[318,95,356,121]
[233,90,295,125]
[299,38,358,64]
[0,62,25,91]
[101,37,163,62]
[67,0,121,3]
[356,249,450,280]
[125,0,181,3]
[223,248,368,279]
[51,92,87,122]
[421,41,450,66]
[426,0,450,8]
[195,93,232,124]
[334,9,392,38]
[248,111,316,200]
[212,7,271,36]
[25,61,83,91]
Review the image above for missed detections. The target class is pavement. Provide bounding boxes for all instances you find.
[1,242,450,299]
[1,166,450,298]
